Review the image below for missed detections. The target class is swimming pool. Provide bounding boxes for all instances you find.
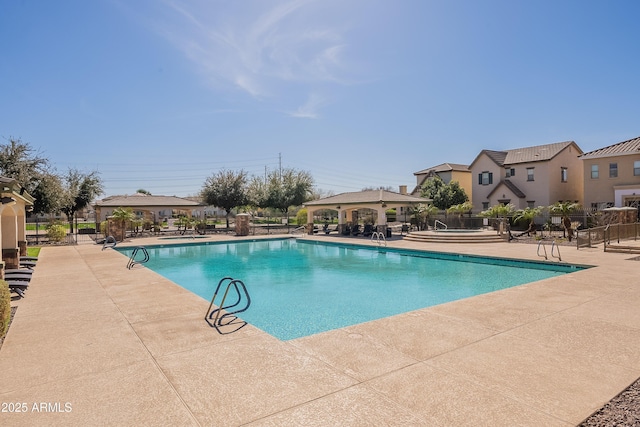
[118,239,587,340]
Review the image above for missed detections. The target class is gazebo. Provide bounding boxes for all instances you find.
[0,177,34,269]
[303,189,427,235]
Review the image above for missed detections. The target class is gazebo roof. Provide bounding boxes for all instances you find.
[304,189,427,208]
[94,193,202,208]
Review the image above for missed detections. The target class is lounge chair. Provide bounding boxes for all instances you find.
[362,224,374,237]
[4,273,32,281]
[351,224,361,236]
[341,225,352,235]
[5,268,33,275]
[7,280,28,298]
[323,224,338,234]
[20,256,38,262]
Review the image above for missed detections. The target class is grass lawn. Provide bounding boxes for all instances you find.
[27,247,41,257]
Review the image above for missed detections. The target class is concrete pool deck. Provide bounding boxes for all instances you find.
[1,234,639,426]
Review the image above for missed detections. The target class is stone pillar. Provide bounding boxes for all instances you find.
[2,248,19,269]
[235,213,250,236]
[18,240,27,257]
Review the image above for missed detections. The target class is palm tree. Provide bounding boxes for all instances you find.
[412,203,438,230]
[549,202,581,241]
[446,201,474,228]
[513,206,543,237]
[111,207,135,241]
[479,203,515,234]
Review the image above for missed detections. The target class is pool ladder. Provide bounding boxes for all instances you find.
[205,277,251,334]
[126,246,150,269]
[102,235,117,250]
[537,240,562,262]
[371,231,387,246]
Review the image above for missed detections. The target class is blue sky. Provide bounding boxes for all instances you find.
[1,0,639,198]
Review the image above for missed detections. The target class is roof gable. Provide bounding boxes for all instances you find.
[486,179,526,199]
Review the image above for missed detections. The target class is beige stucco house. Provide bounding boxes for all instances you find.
[93,193,205,223]
[411,163,472,201]
[1,177,34,269]
[580,135,640,211]
[470,141,584,211]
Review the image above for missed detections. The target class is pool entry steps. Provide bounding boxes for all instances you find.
[126,246,150,269]
[205,277,251,335]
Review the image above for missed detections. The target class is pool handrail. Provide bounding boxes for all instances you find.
[434,220,448,231]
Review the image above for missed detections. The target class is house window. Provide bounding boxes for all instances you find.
[482,202,489,210]
[609,163,618,178]
[505,168,515,177]
[591,164,599,179]
[478,172,493,185]
[561,167,568,182]
[527,168,534,181]
[634,161,640,176]
[527,201,535,208]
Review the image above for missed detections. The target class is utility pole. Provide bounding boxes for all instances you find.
[279,152,282,178]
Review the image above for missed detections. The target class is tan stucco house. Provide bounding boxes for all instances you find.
[93,193,205,223]
[0,176,34,269]
[580,135,640,211]
[411,163,472,201]
[470,141,584,211]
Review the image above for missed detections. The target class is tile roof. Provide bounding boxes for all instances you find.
[473,141,580,167]
[95,193,202,207]
[304,190,426,206]
[413,163,469,175]
[504,141,578,164]
[580,136,640,159]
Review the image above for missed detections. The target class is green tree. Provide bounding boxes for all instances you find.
[60,169,104,234]
[549,201,581,241]
[201,169,248,228]
[0,137,49,191]
[420,176,468,210]
[265,168,314,225]
[30,172,64,217]
[0,137,62,216]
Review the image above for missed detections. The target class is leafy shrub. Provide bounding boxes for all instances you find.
[296,208,308,225]
[0,280,10,339]
[46,222,67,242]
[100,221,108,235]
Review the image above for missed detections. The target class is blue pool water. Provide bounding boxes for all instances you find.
[118,239,586,340]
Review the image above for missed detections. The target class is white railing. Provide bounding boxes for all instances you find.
[371,231,387,246]
[434,220,448,231]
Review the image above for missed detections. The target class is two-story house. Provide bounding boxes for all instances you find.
[580,135,640,210]
[470,141,584,211]
[411,163,472,200]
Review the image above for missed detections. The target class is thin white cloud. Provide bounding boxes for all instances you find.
[288,92,327,119]
[136,0,363,115]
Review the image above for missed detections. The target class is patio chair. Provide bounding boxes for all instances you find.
[7,280,28,298]
[351,224,361,236]
[362,224,374,237]
[4,272,32,281]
